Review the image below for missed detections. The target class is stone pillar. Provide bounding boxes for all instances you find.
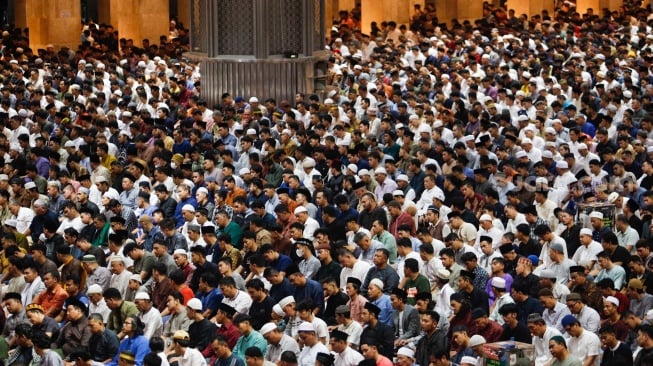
[14,0,81,50]
[505,0,554,18]
[576,0,600,14]
[187,0,329,105]
[361,0,389,35]
[97,0,169,47]
[457,0,484,24]
[435,0,457,27]
[598,0,622,11]
[177,0,191,31]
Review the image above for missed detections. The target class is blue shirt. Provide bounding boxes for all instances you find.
[294,279,325,317]
[107,335,150,366]
[270,254,293,273]
[372,294,394,327]
[174,197,198,228]
[197,287,224,315]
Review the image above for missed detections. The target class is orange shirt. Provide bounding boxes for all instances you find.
[225,188,246,206]
[34,284,69,318]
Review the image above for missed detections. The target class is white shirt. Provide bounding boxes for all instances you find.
[302,217,320,241]
[13,207,35,234]
[567,330,601,366]
[179,347,207,366]
[298,342,329,366]
[222,290,253,315]
[572,242,603,270]
[489,293,515,325]
[435,283,454,318]
[334,347,365,366]
[339,261,371,291]
[533,327,562,366]
[140,307,164,339]
[416,186,445,214]
[89,298,112,324]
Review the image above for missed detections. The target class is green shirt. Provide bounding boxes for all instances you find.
[233,330,267,359]
[404,274,431,305]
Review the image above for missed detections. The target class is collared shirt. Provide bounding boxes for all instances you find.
[489,293,515,325]
[179,347,208,366]
[542,302,571,333]
[334,347,365,366]
[573,305,601,333]
[266,334,300,362]
[533,327,562,366]
[567,330,601,366]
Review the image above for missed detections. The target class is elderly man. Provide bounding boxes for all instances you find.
[527,313,562,366]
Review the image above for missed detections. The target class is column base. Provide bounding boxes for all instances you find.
[184,50,330,106]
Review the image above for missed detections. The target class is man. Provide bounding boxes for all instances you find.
[488,277,514,325]
[333,305,363,349]
[213,303,241,348]
[285,265,324,316]
[450,326,476,365]
[244,346,275,366]
[365,279,393,326]
[170,330,206,366]
[186,297,216,351]
[562,315,601,366]
[88,312,120,363]
[134,291,163,339]
[104,287,139,334]
[498,303,531,343]
[162,291,193,345]
[83,254,112,291]
[601,296,629,341]
[260,322,300,363]
[440,248,463,291]
[321,277,348,326]
[359,302,394,359]
[538,288,570,334]
[527,313,562,366]
[627,278,653,318]
[512,283,544,324]
[330,329,364,366]
[293,206,319,241]
[88,285,111,323]
[471,308,503,343]
[361,248,399,296]
[56,298,91,355]
[2,292,28,347]
[220,276,253,315]
[594,251,627,290]
[599,325,633,366]
[124,243,156,284]
[109,255,133,298]
[572,228,603,275]
[247,278,275,330]
[33,270,68,318]
[390,288,420,347]
[635,325,653,366]
[209,334,246,366]
[414,311,449,366]
[297,322,329,366]
[565,292,600,333]
[402,257,430,305]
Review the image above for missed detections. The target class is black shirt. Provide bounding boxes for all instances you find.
[361,321,395,359]
[89,328,120,362]
[601,341,633,366]
[188,318,217,350]
[248,295,275,330]
[499,322,532,344]
[323,291,349,326]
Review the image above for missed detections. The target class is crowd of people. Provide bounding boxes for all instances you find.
[2,1,653,366]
